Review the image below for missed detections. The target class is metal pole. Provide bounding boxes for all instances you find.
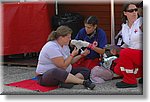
[111,0,115,44]
[0,3,3,94]
[55,0,58,15]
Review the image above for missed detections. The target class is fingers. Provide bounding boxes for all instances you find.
[73,47,77,50]
[84,49,90,54]
[71,47,79,56]
[73,47,78,52]
[81,49,90,56]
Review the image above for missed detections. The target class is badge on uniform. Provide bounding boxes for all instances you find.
[134,29,138,33]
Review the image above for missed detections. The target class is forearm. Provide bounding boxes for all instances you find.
[93,47,105,54]
[51,55,74,70]
[71,55,83,64]
[62,55,74,69]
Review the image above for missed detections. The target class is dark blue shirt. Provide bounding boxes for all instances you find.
[75,28,107,59]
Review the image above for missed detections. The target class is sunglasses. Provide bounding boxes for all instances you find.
[126,8,138,13]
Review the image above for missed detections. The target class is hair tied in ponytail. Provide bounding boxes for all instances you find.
[54,31,57,35]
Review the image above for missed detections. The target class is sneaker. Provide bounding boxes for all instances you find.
[59,82,74,89]
[83,80,96,90]
[116,81,137,88]
[139,78,143,84]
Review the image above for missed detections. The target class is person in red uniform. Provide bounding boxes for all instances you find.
[111,2,143,88]
[72,16,107,70]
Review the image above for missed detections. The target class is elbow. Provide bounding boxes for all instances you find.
[61,65,68,69]
[58,64,68,69]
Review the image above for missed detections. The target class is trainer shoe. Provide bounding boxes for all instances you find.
[83,80,96,90]
[116,81,137,88]
[139,78,143,84]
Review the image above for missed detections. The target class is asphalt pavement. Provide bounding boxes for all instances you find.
[1,65,143,95]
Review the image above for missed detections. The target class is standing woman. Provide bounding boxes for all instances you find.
[111,2,143,88]
[35,26,95,90]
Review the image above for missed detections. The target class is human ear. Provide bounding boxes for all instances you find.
[94,25,97,29]
[123,11,127,16]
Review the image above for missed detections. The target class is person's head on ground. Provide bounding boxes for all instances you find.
[122,2,138,24]
[84,16,98,35]
[47,25,72,46]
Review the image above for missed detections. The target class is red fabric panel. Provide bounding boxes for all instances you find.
[5,79,58,92]
[3,2,54,55]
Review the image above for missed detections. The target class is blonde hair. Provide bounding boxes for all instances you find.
[47,26,72,41]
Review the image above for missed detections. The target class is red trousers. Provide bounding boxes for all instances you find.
[72,57,100,70]
[113,48,143,84]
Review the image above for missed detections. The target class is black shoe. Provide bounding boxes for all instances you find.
[116,81,137,88]
[59,82,74,89]
[139,78,143,84]
[83,80,95,90]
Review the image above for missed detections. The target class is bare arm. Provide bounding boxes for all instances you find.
[51,47,79,69]
[51,56,73,70]
[93,47,105,55]
[71,55,82,64]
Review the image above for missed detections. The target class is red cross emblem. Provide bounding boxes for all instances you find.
[134,29,138,33]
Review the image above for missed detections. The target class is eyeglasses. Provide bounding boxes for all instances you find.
[126,8,138,13]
